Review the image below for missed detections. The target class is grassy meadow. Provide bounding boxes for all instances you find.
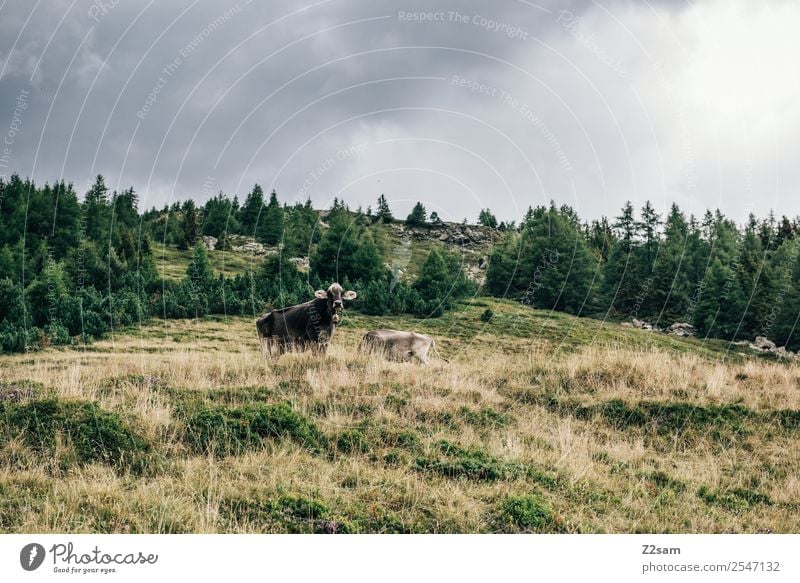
[1,298,799,533]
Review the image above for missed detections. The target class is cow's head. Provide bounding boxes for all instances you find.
[315,283,357,324]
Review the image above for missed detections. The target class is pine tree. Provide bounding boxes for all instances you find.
[648,204,690,322]
[516,208,598,313]
[283,199,319,257]
[49,181,81,258]
[485,231,521,297]
[693,258,746,339]
[586,217,616,262]
[601,201,642,315]
[376,194,394,223]
[767,238,800,349]
[83,175,110,243]
[638,200,661,274]
[413,248,452,317]
[311,211,385,283]
[257,189,284,246]
[406,202,427,227]
[478,208,498,228]
[615,201,639,244]
[202,192,240,238]
[239,184,264,234]
[736,221,769,338]
[180,200,199,249]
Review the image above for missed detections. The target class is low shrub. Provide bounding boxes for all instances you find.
[0,398,151,471]
[697,485,772,513]
[495,494,558,532]
[183,402,327,456]
[414,440,528,481]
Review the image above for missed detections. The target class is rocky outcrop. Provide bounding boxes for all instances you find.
[202,235,218,251]
[393,223,499,285]
[750,336,776,351]
[222,235,269,256]
[397,223,500,246]
[621,320,800,360]
[748,336,799,360]
[289,257,310,271]
[666,322,695,337]
[630,318,661,332]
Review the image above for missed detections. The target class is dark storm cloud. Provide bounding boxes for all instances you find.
[1,0,799,222]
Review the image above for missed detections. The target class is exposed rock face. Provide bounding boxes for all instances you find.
[396,223,499,246]
[393,222,500,284]
[621,320,799,360]
[289,257,310,271]
[750,336,777,351]
[746,336,799,360]
[202,235,218,251]
[222,235,268,256]
[666,322,695,337]
[631,318,661,332]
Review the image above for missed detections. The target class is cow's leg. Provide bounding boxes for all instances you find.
[261,336,277,359]
[416,344,432,365]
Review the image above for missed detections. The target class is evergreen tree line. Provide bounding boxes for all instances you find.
[485,201,800,350]
[3,173,800,353]
[0,175,474,353]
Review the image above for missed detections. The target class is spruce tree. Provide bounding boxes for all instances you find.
[485,231,522,297]
[180,200,199,249]
[83,175,110,243]
[257,189,284,246]
[517,208,598,313]
[693,258,746,339]
[638,200,661,274]
[736,221,769,338]
[601,201,642,315]
[648,204,690,322]
[406,202,427,227]
[240,184,264,234]
[478,208,498,228]
[376,194,394,223]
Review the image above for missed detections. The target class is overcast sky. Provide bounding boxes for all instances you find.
[1,0,798,223]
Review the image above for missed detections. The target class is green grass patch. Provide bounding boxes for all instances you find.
[697,485,773,513]
[640,470,687,493]
[183,402,327,456]
[219,493,349,533]
[494,494,561,532]
[457,406,513,429]
[414,440,529,482]
[0,380,47,403]
[0,399,152,472]
[334,429,370,454]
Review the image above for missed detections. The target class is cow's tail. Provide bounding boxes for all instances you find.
[431,339,449,363]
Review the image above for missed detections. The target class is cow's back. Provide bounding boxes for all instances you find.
[361,329,432,362]
[257,300,321,340]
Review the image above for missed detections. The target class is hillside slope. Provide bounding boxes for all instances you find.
[154,220,498,283]
[1,298,798,533]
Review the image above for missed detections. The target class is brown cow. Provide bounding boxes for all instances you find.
[256,283,356,355]
[360,329,448,364]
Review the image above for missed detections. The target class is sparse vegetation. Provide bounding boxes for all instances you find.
[0,297,799,533]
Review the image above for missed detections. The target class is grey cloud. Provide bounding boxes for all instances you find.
[1,0,798,223]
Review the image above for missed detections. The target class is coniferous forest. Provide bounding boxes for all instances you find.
[1,172,799,354]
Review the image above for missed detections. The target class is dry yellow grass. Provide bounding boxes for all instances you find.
[1,302,799,533]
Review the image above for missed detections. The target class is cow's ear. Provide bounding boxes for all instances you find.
[314,290,327,299]
[343,290,357,300]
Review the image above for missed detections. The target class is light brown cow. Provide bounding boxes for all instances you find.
[360,329,448,364]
